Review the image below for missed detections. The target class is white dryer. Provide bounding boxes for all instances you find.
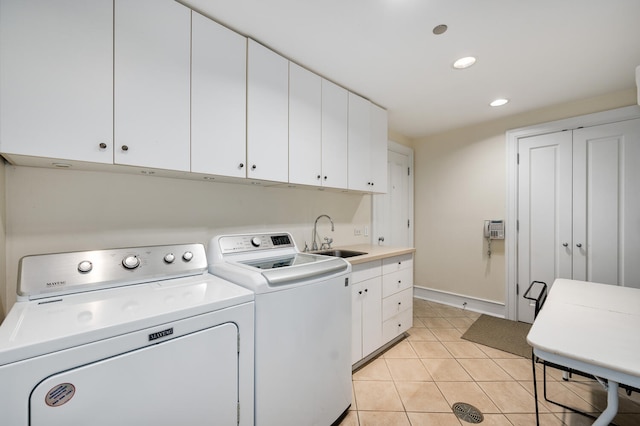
[0,243,254,426]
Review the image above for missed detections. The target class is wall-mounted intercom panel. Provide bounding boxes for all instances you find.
[484,220,505,240]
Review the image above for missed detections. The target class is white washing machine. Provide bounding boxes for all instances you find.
[208,232,352,426]
[0,243,254,426]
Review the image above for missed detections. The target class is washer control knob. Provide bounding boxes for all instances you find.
[182,251,193,262]
[164,253,175,263]
[251,237,261,247]
[122,255,140,269]
[78,260,93,273]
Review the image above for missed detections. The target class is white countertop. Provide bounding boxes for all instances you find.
[324,244,415,265]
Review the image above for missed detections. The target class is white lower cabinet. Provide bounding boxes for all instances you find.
[351,253,413,366]
[351,263,382,365]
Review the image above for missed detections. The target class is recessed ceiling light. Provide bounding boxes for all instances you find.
[490,98,509,107]
[453,56,476,69]
[432,24,448,35]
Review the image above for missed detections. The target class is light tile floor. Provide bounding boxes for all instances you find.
[340,298,640,426]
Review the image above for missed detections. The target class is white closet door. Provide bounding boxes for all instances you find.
[517,131,572,323]
[573,118,640,287]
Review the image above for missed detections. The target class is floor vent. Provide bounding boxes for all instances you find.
[452,402,484,424]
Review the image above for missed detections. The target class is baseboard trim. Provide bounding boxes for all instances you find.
[413,286,505,318]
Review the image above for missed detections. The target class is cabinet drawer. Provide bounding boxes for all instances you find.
[382,254,413,275]
[351,260,382,283]
[382,309,413,343]
[382,268,413,298]
[382,288,413,321]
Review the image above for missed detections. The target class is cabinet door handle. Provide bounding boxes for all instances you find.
[364,288,368,293]
[317,175,321,180]
[576,243,582,248]
[358,290,363,295]
[99,142,107,149]
[562,242,569,247]
[323,176,327,180]
[251,164,257,170]
[121,145,129,151]
[239,163,244,169]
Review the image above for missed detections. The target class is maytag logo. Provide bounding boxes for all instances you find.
[149,328,173,342]
[46,280,66,287]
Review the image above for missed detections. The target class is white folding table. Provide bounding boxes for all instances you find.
[527,278,640,425]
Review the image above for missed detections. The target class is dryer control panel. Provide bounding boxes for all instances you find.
[17,244,208,300]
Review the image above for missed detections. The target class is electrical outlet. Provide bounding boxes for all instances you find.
[354,228,362,236]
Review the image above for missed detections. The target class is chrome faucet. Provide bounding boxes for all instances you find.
[312,214,334,251]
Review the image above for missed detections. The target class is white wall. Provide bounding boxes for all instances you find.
[1,165,372,317]
[413,88,638,305]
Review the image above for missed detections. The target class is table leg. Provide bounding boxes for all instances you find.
[593,380,619,426]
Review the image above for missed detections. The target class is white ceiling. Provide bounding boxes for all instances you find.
[180,0,640,139]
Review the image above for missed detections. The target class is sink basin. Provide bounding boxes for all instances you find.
[315,249,367,258]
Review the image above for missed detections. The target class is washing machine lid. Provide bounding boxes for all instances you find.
[239,253,348,286]
[0,274,253,366]
[208,232,350,291]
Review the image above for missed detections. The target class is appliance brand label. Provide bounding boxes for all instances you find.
[45,280,66,287]
[149,327,173,341]
[45,383,76,407]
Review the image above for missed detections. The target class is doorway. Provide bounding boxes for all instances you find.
[506,106,640,322]
[373,141,414,248]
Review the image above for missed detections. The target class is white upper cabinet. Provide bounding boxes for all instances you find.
[347,93,388,193]
[348,93,372,191]
[289,67,349,189]
[191,11,247,178]
[321,80,349,189]
[289,63,322,186]
[370,103,388,193]
[0,0,113,163]
[247,40,289,183]
[114,0,191,171]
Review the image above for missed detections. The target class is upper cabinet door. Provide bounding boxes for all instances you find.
[289,63,322,186]
[247,40,289,183]
[370,103,388,193]
[0,0,113,163]
[114,0,191,171]
[191,11,247,178]
[347,93,372,191]
[321,80,348,189]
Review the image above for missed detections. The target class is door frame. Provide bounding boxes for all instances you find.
[372,140,414,247]
[505,105,640,320]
